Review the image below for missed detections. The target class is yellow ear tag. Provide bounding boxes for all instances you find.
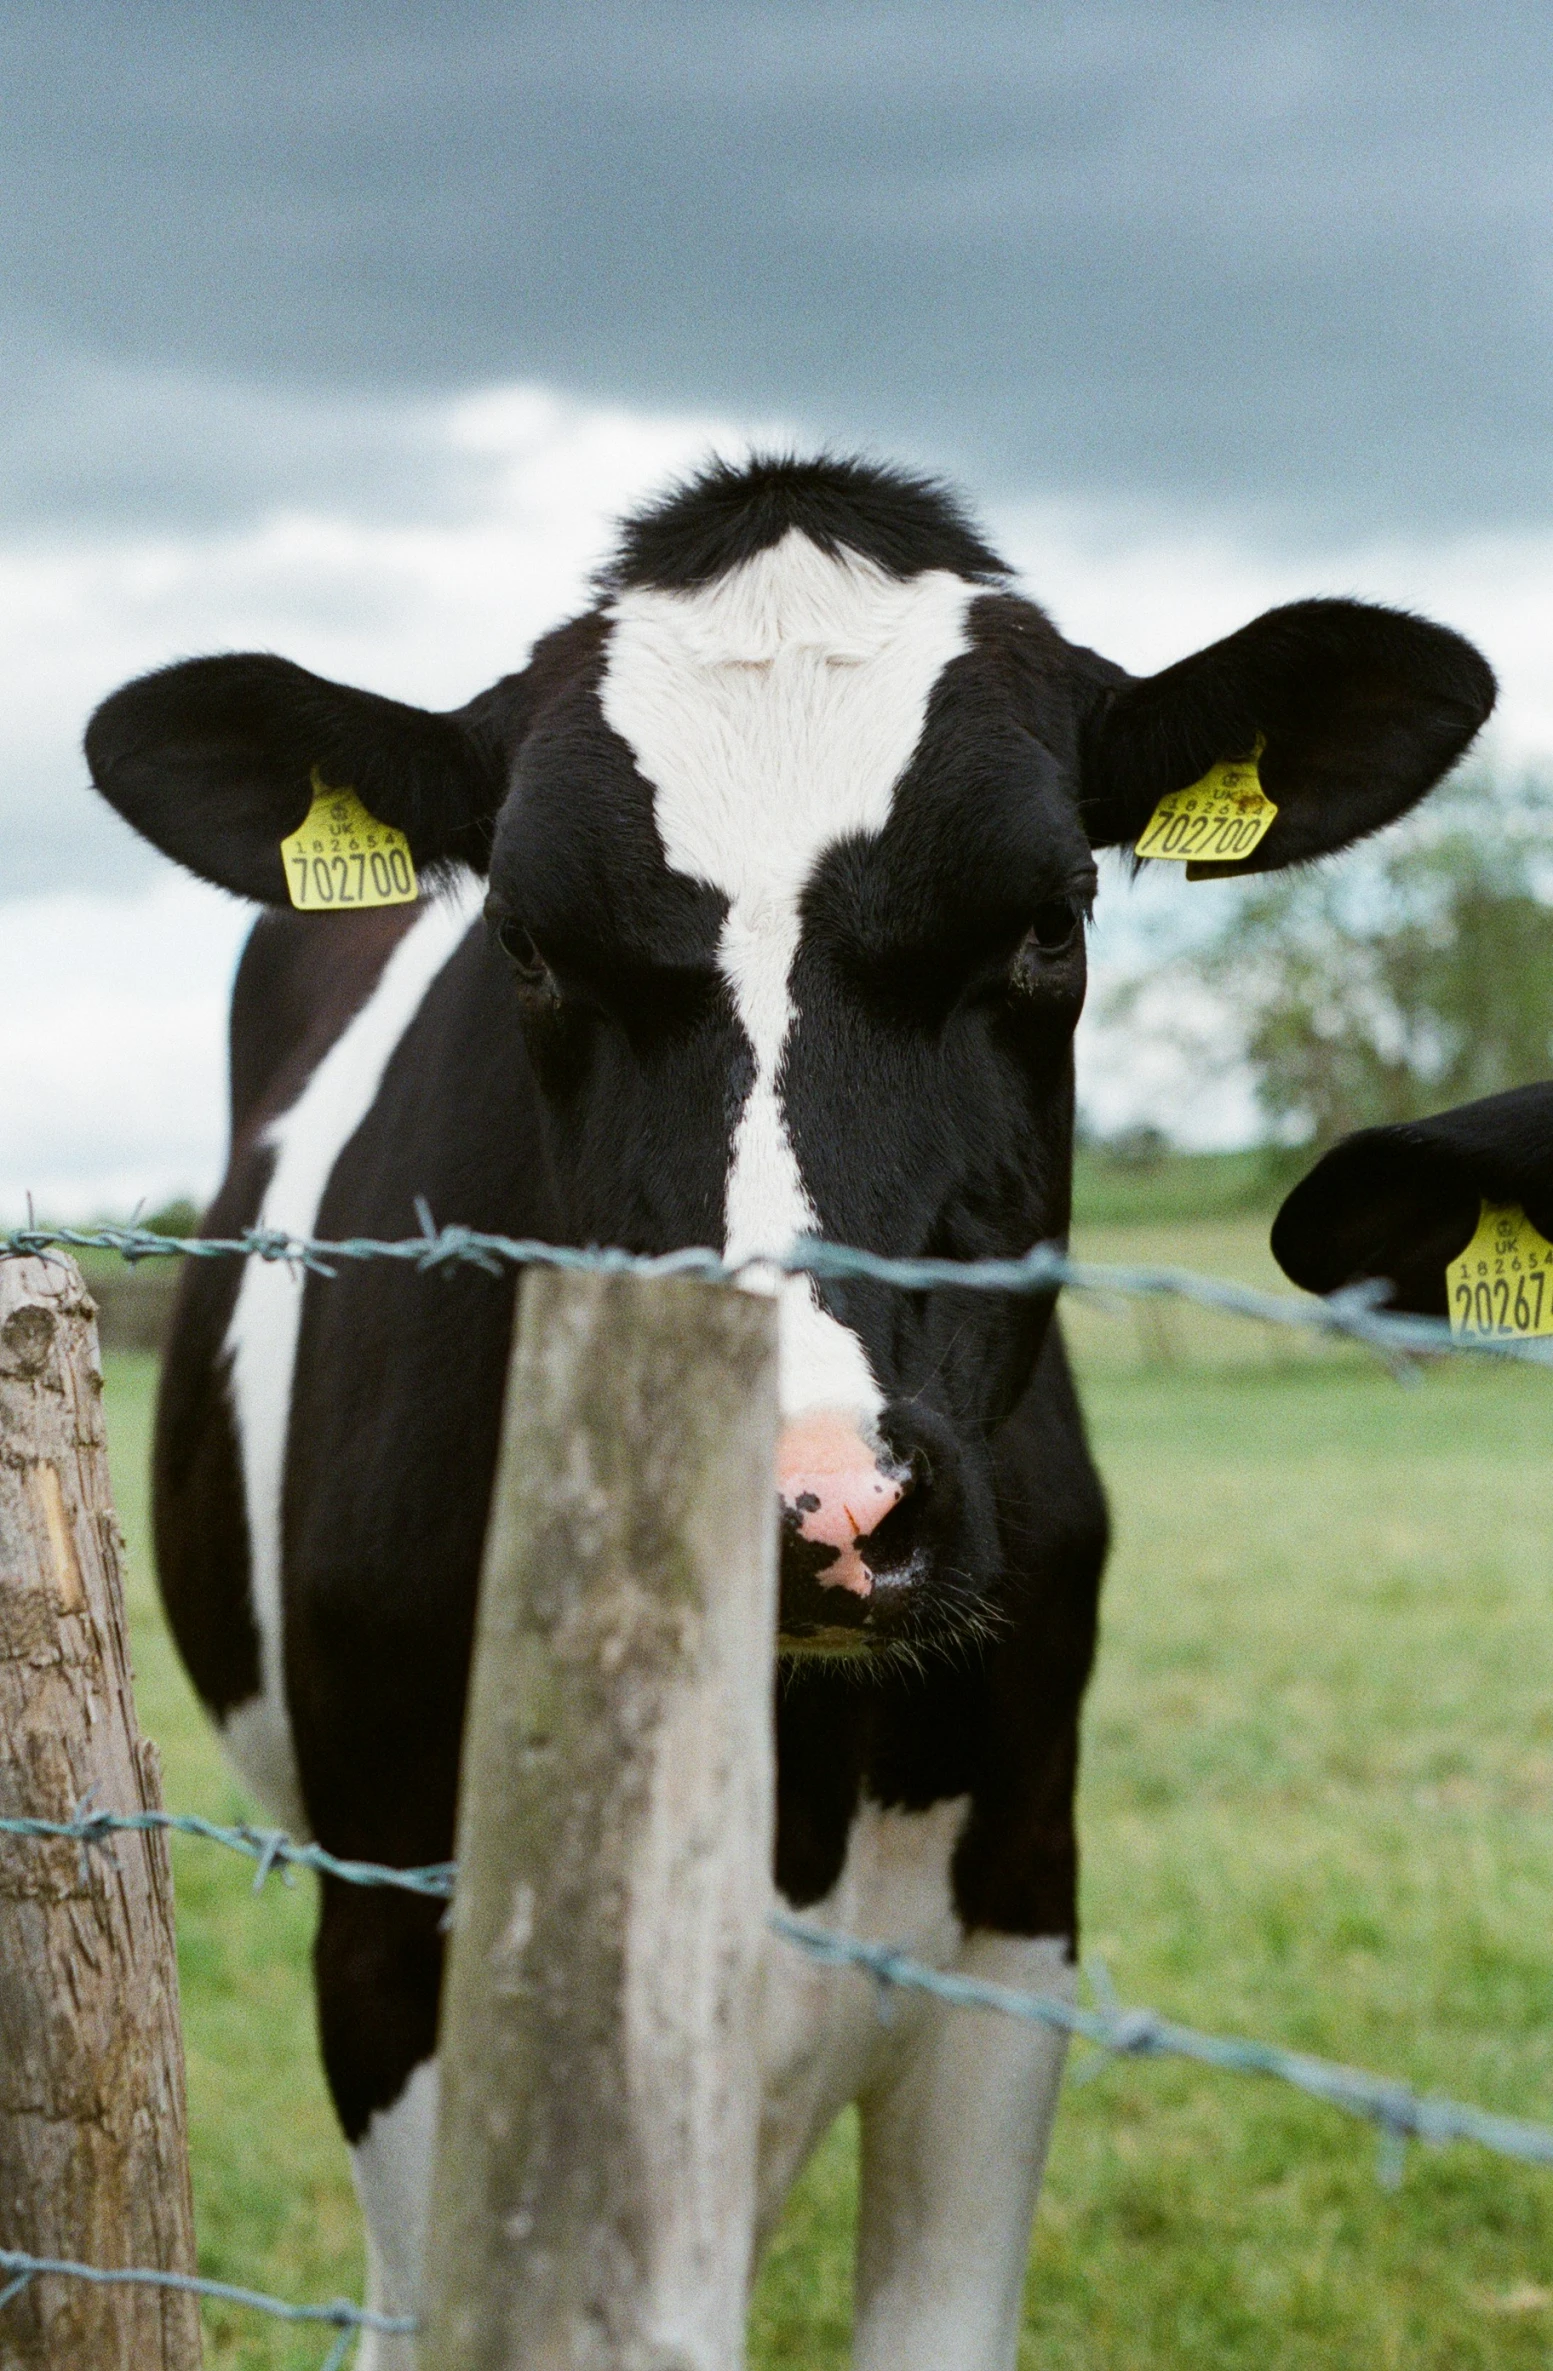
[280,771,419,912]
[1135,736,1276,865]
[1446,1200,1553,1340]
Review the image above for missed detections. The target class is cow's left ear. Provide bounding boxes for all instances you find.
[1080,599,1496,873]
[1271,1085,1553,1315]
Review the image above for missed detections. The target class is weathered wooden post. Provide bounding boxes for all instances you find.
[0,1254,202,2369]
[419,1267,779,2371]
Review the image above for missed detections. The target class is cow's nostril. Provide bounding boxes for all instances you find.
[850,1484,921,1580]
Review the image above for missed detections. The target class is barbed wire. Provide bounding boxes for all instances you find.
[771,1916,1553,2189]
[0,2247,412,2370]
[0,1802,453,1897]
[6,1197,1551,2332]
[4,1807,1550,2189]
[6,1209,1553,1369]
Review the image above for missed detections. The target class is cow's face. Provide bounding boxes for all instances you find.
[483,537,1099,1656]
[85,456,1496,1661]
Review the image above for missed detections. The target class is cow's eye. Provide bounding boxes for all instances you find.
[1025,900,1081,953]
[1005,898,1086,1000]
[496,917,538,970]
[490,913,554,992]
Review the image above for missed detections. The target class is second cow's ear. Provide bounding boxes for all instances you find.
[1080,599,1495,873]
[1271,1085,1553,1315]
[86,653,513,905]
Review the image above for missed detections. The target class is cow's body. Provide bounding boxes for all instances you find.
[161,881,1103,2363]
[90,456,1495,2366]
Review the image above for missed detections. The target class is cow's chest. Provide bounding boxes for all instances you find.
[756,1792,968,2234]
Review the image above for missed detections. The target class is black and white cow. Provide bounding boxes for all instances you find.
[1273,1083,1553,1311]
[87,457,1494,2366]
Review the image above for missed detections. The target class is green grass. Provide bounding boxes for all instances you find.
[103,1220,1553,2365]
[106,1355,361,2369]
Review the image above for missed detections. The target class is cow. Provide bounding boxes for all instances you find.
[1272,1084,1553,1314]
[86,455,1495,2367]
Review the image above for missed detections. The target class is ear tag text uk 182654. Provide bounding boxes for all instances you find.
[1135,736,1275,867]
[280,771,419,912]
[1446,1201,1553,1340]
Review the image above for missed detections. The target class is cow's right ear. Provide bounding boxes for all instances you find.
[1271,1085,1553,1315]
[85,654,510,905]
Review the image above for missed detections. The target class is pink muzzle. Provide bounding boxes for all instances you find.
[777,1410,908,1597]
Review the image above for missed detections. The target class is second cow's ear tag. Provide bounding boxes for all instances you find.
[280,769,419,912]
[1135,734,1276,872]
[1446,1200,1553,1340]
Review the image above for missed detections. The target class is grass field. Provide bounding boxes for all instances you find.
[100,1213,1553,2366]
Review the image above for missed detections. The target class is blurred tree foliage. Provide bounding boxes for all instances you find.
[1131,773,1553,1151]
[145,1197,200,1237]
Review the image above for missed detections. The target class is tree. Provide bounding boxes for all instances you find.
[1118,772,1553,1151]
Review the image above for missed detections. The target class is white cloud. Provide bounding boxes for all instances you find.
[4,380,1551,1215]
[0,872,250,1220]
[0,382,761,890]
[1076,941,1263,1152]
[997,495,1553,761]
[2,384,750,1217]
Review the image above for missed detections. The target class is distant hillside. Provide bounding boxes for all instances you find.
[1071,1143,1309,1230]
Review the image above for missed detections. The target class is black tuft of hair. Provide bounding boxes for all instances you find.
[600,452,1010,592]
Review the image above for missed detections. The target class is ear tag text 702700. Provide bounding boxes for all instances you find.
[280,771,419,912]
[1446,1201,1553,1340]
[1135,735,1276,867]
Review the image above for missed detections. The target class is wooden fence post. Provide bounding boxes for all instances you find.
[0,1254,201,2370]
[419,1267,779,2371]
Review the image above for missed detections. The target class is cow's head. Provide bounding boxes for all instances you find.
[87,456,1495,1659]
[1273,1085,1553,1313]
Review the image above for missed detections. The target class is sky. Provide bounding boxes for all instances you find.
[4,2,1552,1214]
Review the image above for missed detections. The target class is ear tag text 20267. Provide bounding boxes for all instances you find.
[1135,736,1276,867]
[280,771,419,912]
[1446,1201,1553,1341]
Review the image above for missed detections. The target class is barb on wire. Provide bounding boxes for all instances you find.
[771,1914,1553,2182]
[6,1217,1553,1369]
[7,1803,1553,2188]
[0,2247,413,2356]
[0,1807,454,1898]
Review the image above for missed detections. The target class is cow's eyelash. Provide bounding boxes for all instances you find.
[1020,883,1093,952]
[1025,899,1081,950]
[495,917,539,966]
[488,912,557,991]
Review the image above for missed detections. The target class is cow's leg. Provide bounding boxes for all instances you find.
[853,1932,1073,2371]
[314,1880,444,2371]
[352,2059,440,2370]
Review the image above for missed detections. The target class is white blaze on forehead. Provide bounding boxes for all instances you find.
[600,530,976,1423]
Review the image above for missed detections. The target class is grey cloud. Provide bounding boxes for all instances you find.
[1,1,1551,536]
[0,354,491,535]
